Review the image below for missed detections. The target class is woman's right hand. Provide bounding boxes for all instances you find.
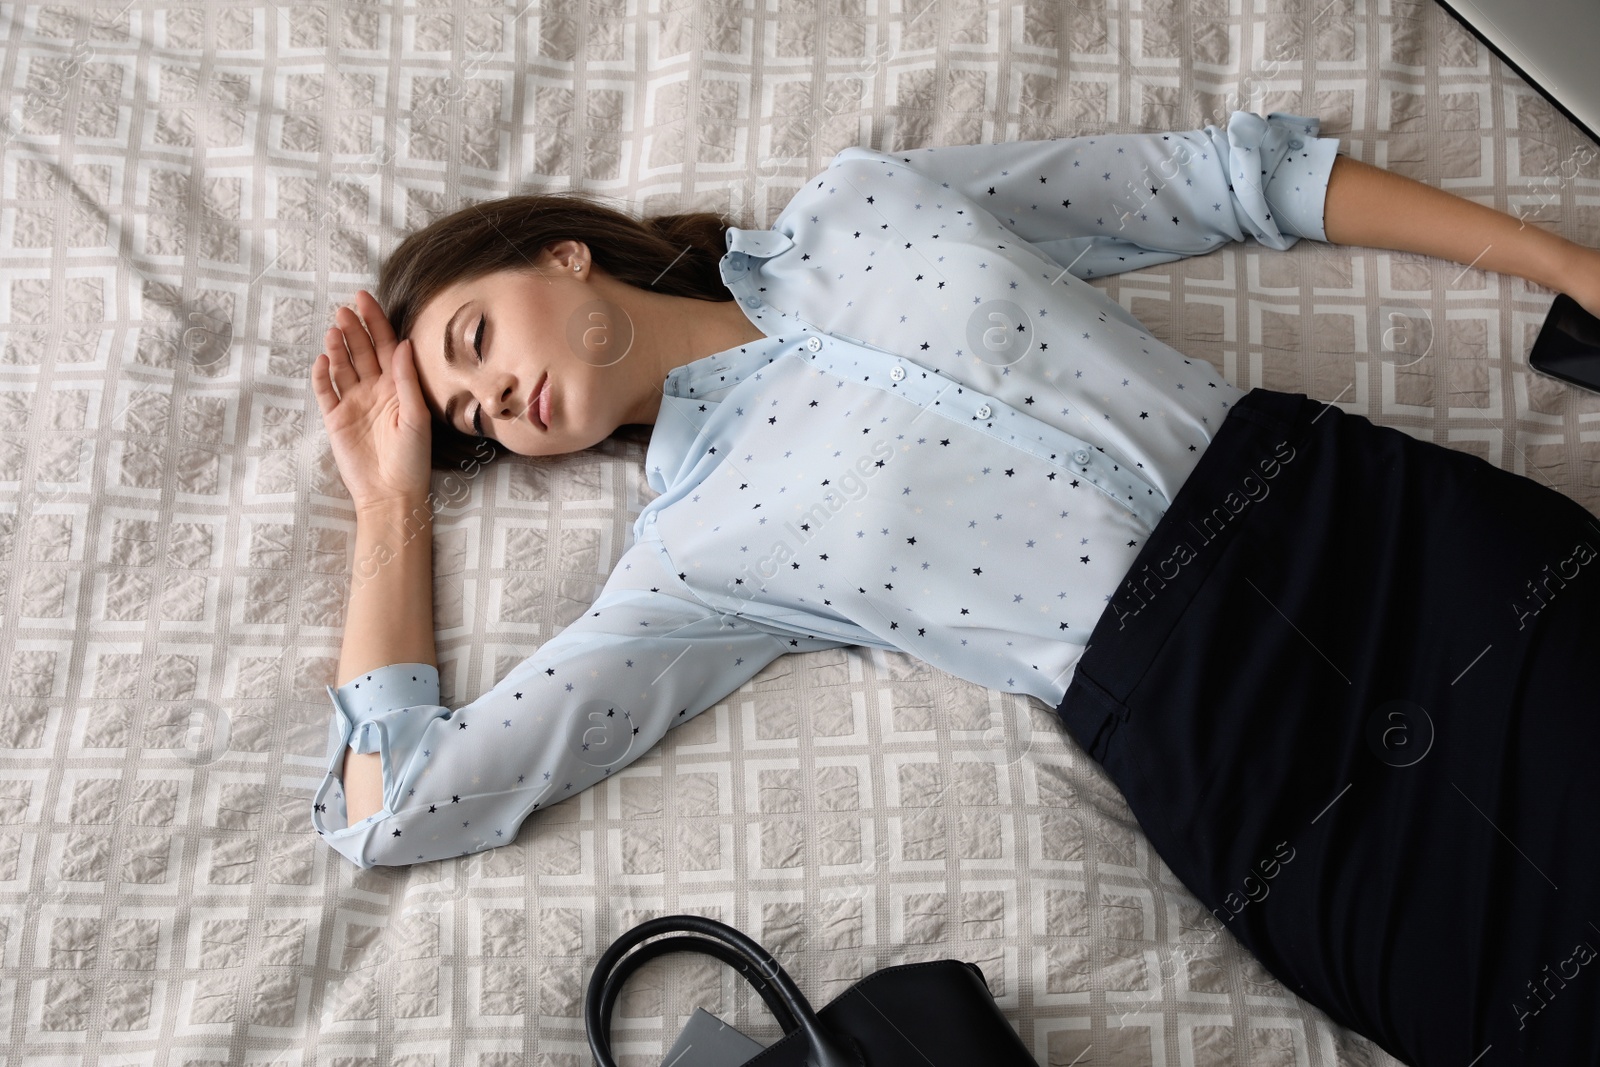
[311,290,433,513]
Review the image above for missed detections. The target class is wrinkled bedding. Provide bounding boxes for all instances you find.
[2,1,1597,1064]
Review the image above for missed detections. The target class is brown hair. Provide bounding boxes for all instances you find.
[375,192,745,472]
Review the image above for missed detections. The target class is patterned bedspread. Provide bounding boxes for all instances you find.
[2,1,1596,1064]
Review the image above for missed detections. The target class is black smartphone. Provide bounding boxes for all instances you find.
[1529,292,1600,395]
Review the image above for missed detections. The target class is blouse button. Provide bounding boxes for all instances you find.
[1288,138,1303,150]
[889,365,905,381]
[805,336,823,352]
[975,403,992,419]
[1072,449,1090,464]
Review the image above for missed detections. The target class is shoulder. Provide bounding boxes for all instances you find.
[774,146,936,229]
[828,145,900,168]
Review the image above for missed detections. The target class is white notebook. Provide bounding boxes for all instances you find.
[1434,0,1600,145]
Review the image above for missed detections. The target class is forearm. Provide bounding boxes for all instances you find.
[1321,154,1585,294]
[338,498,438,823]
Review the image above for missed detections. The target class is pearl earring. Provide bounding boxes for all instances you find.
[573,264,581,271]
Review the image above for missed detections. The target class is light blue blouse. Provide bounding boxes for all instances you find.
[313,110,1341,868]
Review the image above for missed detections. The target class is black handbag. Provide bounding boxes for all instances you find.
[584,913,1043,1067]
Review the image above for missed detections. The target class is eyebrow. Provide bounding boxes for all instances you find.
[441,301,468,432]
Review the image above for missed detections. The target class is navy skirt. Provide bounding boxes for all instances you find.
[1055,387,1600,1066]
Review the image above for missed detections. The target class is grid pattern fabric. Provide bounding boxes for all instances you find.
[1,1,1597,1064]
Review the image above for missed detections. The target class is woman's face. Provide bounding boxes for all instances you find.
[406,246,647,458]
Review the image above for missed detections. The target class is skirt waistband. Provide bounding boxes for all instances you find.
[1080,388,1324,710]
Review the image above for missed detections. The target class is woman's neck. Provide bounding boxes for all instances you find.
[701,296,768,355]
[627,294,770,425]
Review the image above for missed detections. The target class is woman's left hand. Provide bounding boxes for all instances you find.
[1564,242,1600,322]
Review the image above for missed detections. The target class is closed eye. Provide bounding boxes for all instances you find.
[470,315,486,435]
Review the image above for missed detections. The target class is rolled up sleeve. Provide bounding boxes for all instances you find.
[1248,111,1342,244]
[311,663,446,866]
[843,110,1341,279]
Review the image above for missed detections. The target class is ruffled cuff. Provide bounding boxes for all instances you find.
[324,663,441,759]
[313,663,442,849]
[1225,110,1341,247]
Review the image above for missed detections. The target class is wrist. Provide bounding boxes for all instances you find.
[356,495,433,526]
[1553,241,1600,307]
[1525,230,1584,295]
[358,499,438,547]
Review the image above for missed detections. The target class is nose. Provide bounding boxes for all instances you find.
[487,375,519,421]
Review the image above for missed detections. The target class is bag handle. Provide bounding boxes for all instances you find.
[585,913,863,1067]
[594,933,802,1036]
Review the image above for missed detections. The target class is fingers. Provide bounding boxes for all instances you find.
[335,303,382,381]
[310,351,335,417]
[347,290,399,377]
[323,324,357,398]
[390,338,426,424]
[315,290,400,413]
[357,289,400,354]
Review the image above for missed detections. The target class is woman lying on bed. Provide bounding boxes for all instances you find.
[309,111,1600,1066]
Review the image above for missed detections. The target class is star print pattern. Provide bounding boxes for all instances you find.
[310,110,1340,870]
[850,109,1339,277]
[308,562,839,869]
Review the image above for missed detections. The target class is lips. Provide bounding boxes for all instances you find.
[525,373,548,430]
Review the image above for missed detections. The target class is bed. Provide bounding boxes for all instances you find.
[3,1,1597,1064]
